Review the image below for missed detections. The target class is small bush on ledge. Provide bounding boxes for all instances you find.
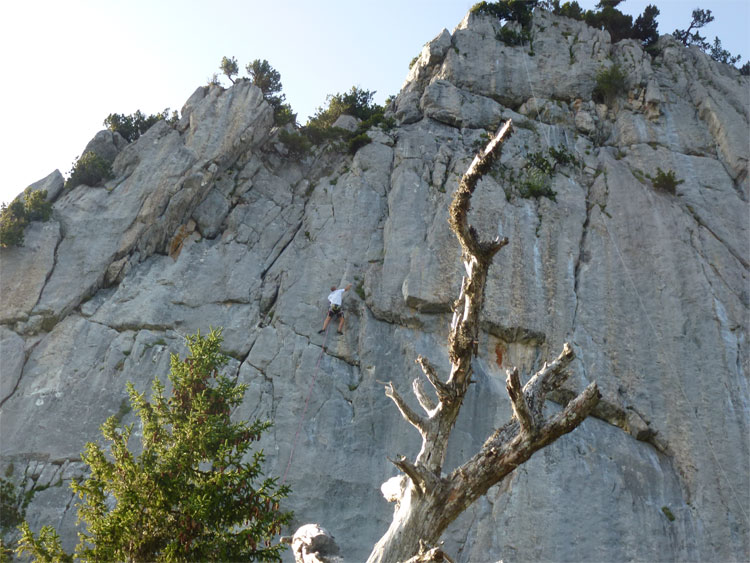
[649,168,684,194]
[593,64,627,104]
[64,152,114,191]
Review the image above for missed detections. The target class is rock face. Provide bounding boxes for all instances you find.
[1,9,748,562]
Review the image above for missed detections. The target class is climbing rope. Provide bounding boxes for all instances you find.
[281,314,331,484]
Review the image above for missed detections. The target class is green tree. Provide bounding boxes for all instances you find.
[673,8,714,49]
[707,36,741,65]
[246,59,283,105]
[244,59,296,125]
[220,56,239,84]
[17,329,291,562]
[632,4,660,48]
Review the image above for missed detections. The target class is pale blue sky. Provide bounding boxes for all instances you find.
[1,0,747,205]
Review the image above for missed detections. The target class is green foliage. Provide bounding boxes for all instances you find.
[0,201,28,248]
[740,62,750,76]
[585,0,633,43]
[673,9,742,66]
[273,103,297,126]
[496,26,530,46]
[278,129,312,158]
[308,87,382,128]
[18,329,291,562]
[104,108,178,143]
[241,59,297,125]
[471,1,538,29]
[23,189,53,222]
[246,59,283,100]
[708,37,741,65]
[518,167,556,200]
[0,188,53,248]
[493,144,580,202]
[592,64,627,104]
[661,506,676,522]
[347,133,372,155]
[64,152,113,190]
[16,523,72,563]
[551,0,660,48]
[649,167,684,194]
[0,477,29,534]
[551,0,584,20]
[220,56,239,84]
[277,86,387,160]
[632,5,660,48]
[673,8,714,48]
[0,538,12,563]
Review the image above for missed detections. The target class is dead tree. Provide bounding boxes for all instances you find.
[366,121,601,562]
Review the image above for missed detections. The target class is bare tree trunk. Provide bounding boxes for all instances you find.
[367,121,600,563]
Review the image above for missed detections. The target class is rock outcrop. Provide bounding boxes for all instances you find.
[1,8,747,562]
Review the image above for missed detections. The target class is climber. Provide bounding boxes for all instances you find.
[318,284,352,335]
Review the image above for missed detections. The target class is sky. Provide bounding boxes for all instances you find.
[1,0,747,205]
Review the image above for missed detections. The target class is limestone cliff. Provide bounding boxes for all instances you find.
[1,8,748,562]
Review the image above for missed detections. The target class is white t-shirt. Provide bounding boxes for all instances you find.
[328,288,346,307]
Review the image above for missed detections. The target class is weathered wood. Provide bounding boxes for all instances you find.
[368,120,600,563]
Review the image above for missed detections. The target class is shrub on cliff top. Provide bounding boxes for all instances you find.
[104,108,178,143]
[0,188,53,248]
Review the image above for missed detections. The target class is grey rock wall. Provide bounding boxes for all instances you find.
[1,8,747,562]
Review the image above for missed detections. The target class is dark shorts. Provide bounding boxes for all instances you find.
[327,306,343,320]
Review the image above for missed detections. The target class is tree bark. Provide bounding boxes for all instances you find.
[367,121,600,563]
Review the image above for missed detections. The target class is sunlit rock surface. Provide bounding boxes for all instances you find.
[1,8,747,562]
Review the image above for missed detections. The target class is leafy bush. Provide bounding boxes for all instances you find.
[274,103,297,126]
[23,189,52,222]
[308,87,382,129]
[592,64,627,104]
[0,188,53,248]
[104,108,178,143]
[347,133,372,154]
[279,129,312,158]
[277,86,387,159]
[64,152,113,190]
[17,329,292,562]
[519,168,556,201]
[649,168,684,194]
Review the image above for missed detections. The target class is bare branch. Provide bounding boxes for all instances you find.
[523,342,576,419]
[449,120,513,260]
[385,382,428,435]
[403,541,455,563]
[540,381,601,439]
[415,356,451,401]
[412,378,437,414]
[388,456,440,496]
[505,368,534,435]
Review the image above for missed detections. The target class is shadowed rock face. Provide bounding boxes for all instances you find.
[1,8,747,562]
